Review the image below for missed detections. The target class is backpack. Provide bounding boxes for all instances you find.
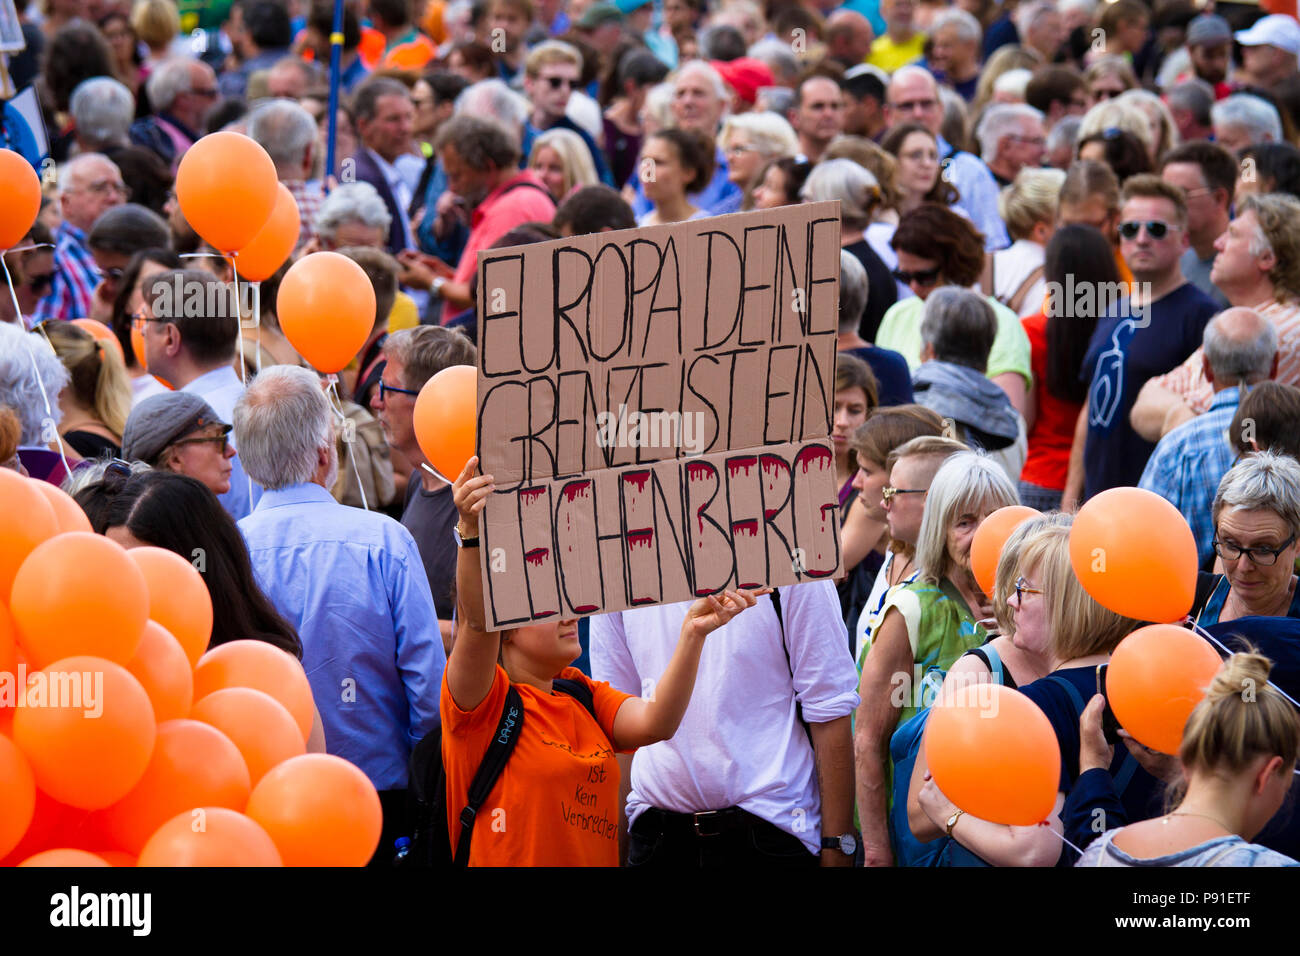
[400,677,596,868]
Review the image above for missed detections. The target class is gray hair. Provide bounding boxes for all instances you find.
[0,324,71,444]
[719,111,799,160]
[800,158,880,230]
[1203,308,1278,384]
[977,102,1045,164]
[1046,115,1081,155]
[145,57,196,113]
[233,365,333,491]
[69,77,135,149]
[454,78,530,131]
[1213,95,1283,147]
[992,68,1033,101]
[673,60,730,104]
[1015,0,1056,38]
[930,7,982,45]
[314,181,392,242]
[1166,78,1214,129]
[839,250,869,333]
[61,456,149,497]
[920,286,997,371]
[916,450,1019,583]
[1213,449,1300,537]
[247,98,318,169]
[747,37,800,85]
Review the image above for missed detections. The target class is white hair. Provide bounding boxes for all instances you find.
[719,111,799,159]
[1014,0,1057,38]
[454,78,531,130]
[800,158,880,230]
[747,37,800,85]
[992,68,1034,101]
[1046,115,1082,154]
[839,249,869,332]
[233,365,333,491]
[145,57,196,112]
[916,451,1019,583]
[314,181,393,241]
[673,60,730,103]
[977,102,1044,164]
[929,7,982,44]
[69,77,135,149]
[1214,449,1300,537]
[247,98,318,169]
[1118,88,1179,154]
[1078,98,1154,153]
[0,324,71,444]
[1213,95,1284,147]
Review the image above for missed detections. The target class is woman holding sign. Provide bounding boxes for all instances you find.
[443,457,765,866]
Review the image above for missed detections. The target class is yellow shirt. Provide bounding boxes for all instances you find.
[868,33,926,73]
[388,291,419,332]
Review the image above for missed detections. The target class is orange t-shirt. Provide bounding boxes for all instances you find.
[441,665,633,867]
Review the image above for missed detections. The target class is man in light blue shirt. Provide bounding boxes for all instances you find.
[885,65,1009,250]
[140,268,262,521]
[233,365,445,863]
[1139,308,1279,567]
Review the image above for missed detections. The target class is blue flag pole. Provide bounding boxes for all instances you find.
[324,0,344,187]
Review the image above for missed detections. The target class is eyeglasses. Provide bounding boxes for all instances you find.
[190,87,219,99]
[1118,219,1179,240]
[1007,135,1046,147]
[892,267,942,287]
[725,142,758,155]
[379,379,421,401]
[881,485,925,504]
[543,76,574,89]
[171,432,231,453]
[890,98,938,113]
[1213,533,1297,567]
[1013,575,1044,602]
[131,313,169,332]
[83,179,128,197]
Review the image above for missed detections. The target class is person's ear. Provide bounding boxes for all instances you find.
[1271,352,1280,379]
[1257,754,1285,796]
[1202,352,1214,385]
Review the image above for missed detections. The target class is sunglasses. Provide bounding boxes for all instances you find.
[1118,220,1178,240]
[379,379,421,401]
[891,267,942,287]
[543,76,574,89]
[881,485,925,504]
[170,430,231,453]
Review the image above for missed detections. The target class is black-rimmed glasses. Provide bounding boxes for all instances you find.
[1213,533,1297,567]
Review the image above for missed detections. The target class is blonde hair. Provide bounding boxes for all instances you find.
[525,40,582,77]
[991,511,1071,635]
[916,451,1018,584]
[1118,88,1179,162]
[45,323,132,440]
[130,0,180,49]
[719,111,798,161]
[972,44,1044,117]
[825,136,903,213]
[999,166,1066,240]
[529,128,599,197]
[1015,522,1140,660]
[1078,98,1153,155]
[1179,650,1300,784]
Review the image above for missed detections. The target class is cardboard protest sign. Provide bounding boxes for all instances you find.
[475,202,843,628]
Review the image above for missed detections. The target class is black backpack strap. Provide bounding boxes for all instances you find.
[454,684,524,868]
[552,677,597,719]
[771,589,813,744]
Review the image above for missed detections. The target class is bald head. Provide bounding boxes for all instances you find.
[61,153,126,232]
[886,65,942,135]
[827,10,874,65]
[1204,307,1279,388]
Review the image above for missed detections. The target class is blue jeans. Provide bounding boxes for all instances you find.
[1019,480,1063,512]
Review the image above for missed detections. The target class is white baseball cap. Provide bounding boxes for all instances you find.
[1235,14,1300,56]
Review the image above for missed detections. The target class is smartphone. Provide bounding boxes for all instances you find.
[1095,664,1123,746]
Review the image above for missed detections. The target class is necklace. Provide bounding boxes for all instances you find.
[1163,810,1235,833]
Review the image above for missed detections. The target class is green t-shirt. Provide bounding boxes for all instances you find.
[874,293,1033,390]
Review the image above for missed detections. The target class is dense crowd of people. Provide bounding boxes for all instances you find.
[6,0,1300,869]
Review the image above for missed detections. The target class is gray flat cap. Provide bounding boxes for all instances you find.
[122,391,228,464]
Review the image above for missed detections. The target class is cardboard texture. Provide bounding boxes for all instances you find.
[475,202,844,628]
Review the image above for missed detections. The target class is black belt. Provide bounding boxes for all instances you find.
[636,806,762,838]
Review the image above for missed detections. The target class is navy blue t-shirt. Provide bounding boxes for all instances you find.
[843,345,914,407]
[1019,666,1165,866]
[1081,283,1217,499]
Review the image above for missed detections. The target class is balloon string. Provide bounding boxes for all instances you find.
[420,461,453,484]
[326,377,369,512]
[2,255,70,480]
[230,254,246,388]
[1045,826,1084,858]
[252,281,262,376]
[1188,619,1300,712]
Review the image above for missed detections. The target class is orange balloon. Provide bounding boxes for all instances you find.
[70,318,126,365]
[0,734,35,858]
[11,656,157,809]
[1108,624,1224,755]
[276,251,376,373]
[0,150,42,250]
[245,754,382,866]
[101,719,250,855]
[190,687,306,785]
[10,532,149,668]
[1069,487,1197,622]
[30,480,93,535]
[123,621,194,723]
[229,183,300,282]
[413,364,477,482]
[969,505,1039,595]
[925,682,1061,825]
[138,807,282,866]
[0,470,59,604]
[18,848,110,867]
[126,547,213,668]
[97,850,137,866]
[175,131,278,253]
[0,602,17,726]
[193,640,314,742]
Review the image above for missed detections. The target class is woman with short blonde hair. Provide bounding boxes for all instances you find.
[130,0,180,60]
[528,127,599,202]
[990,167,1066,317]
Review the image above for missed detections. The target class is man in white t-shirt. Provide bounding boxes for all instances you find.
[590,580,860,867]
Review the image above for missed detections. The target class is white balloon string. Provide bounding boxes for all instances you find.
[2,255,70,479]
[326,377,368,511]
[1188,619,1300,711]
[252,280,262,375]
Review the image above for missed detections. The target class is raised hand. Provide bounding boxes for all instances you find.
[452,455,494,534]
[682,588,768,640]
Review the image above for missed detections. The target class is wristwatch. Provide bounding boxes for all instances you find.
[453,525,479,549]
[945,809,965,837]
[821,833,857,856]
[431,276,446,298]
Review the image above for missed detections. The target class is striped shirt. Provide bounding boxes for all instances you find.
[1149,298,1300,412]
[36,221,99,321]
